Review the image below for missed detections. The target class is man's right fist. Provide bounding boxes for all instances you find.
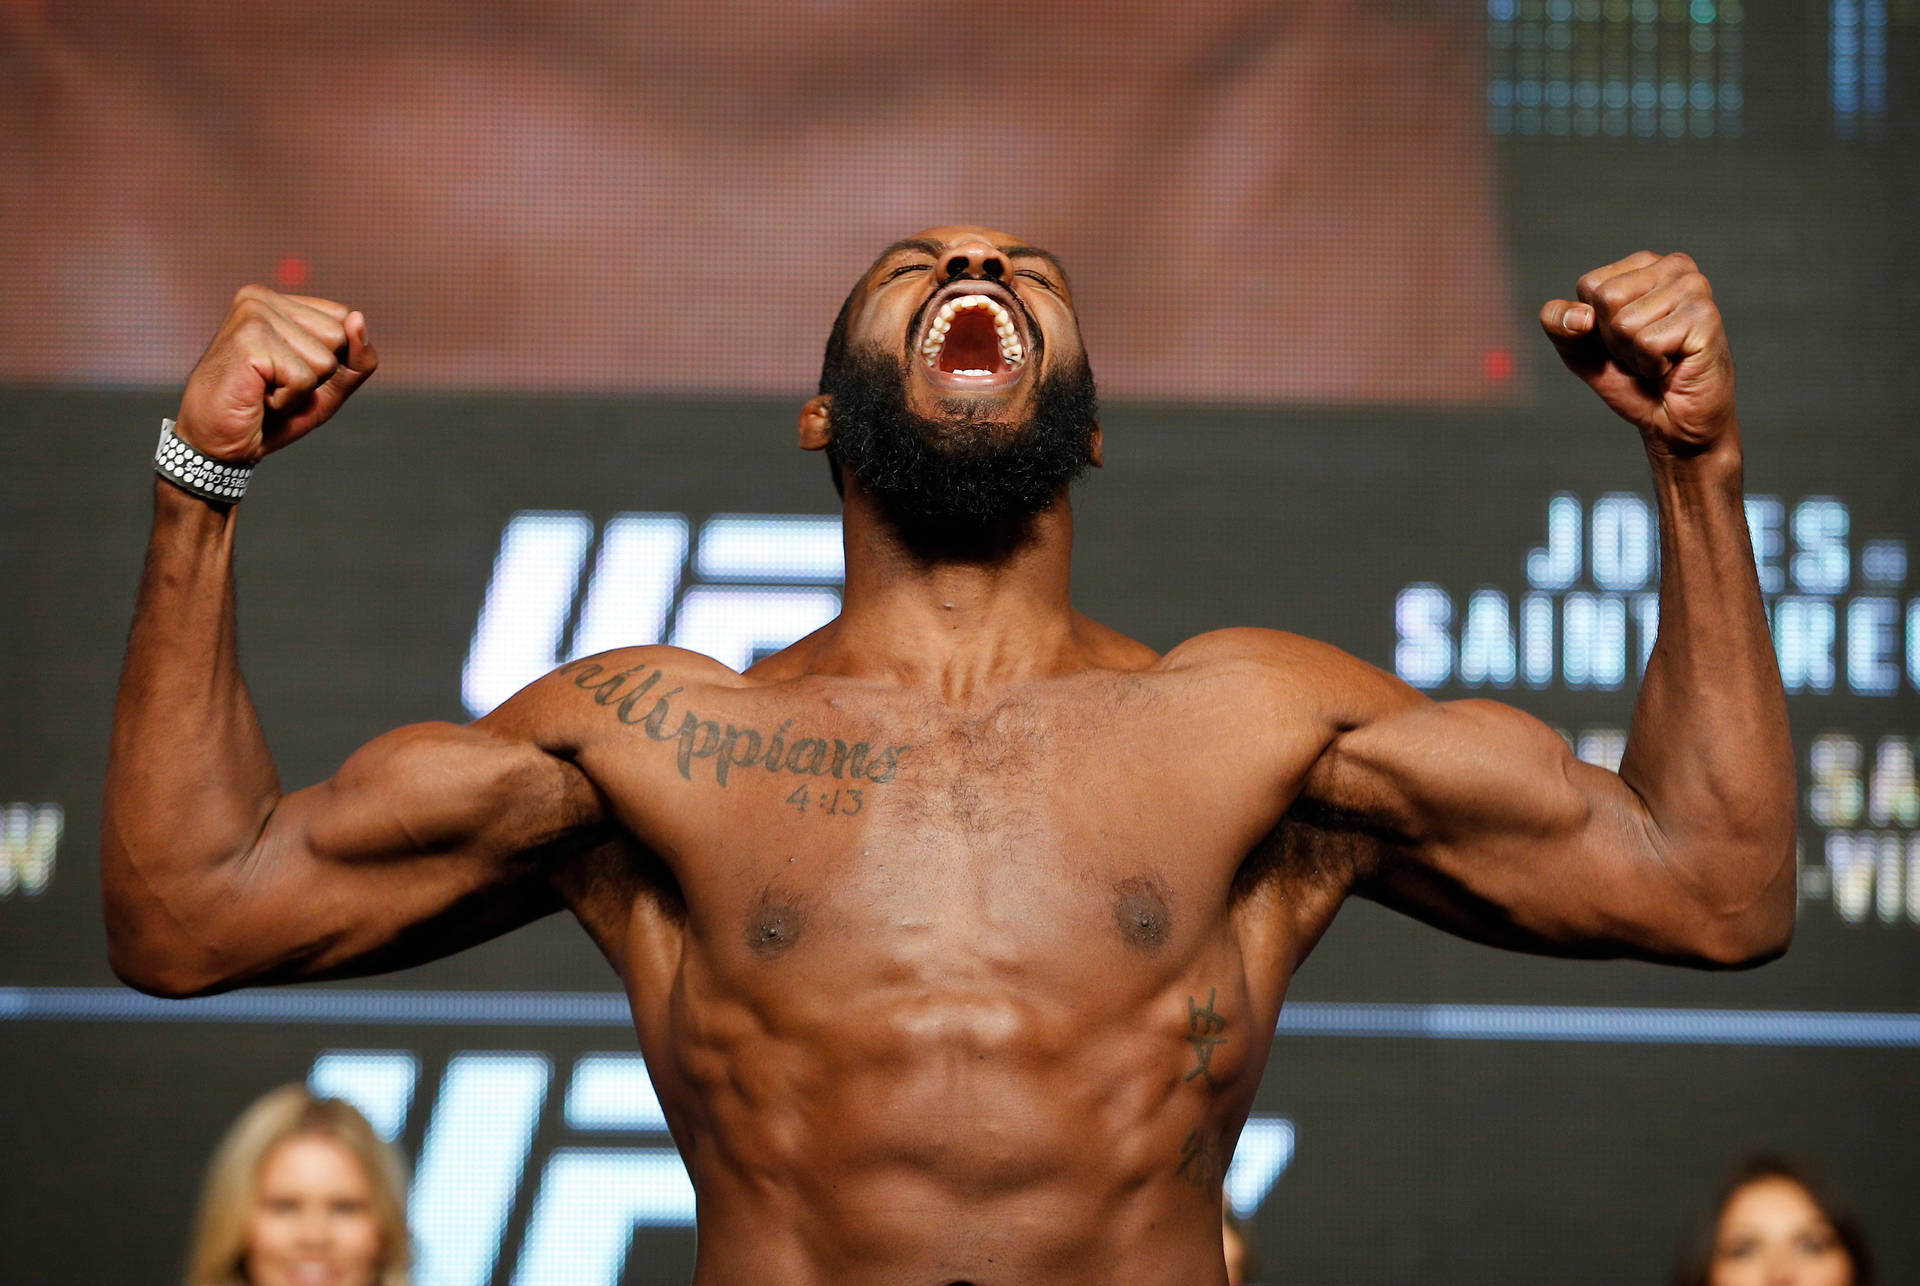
[176,285,379,465]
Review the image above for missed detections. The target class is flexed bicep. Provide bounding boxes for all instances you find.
[1305,694,1782,968]
[107,718,607,996]
[105,288,621,998]
[1286,253,1792,970]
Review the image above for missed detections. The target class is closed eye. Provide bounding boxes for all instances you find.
[1015,268,1058,291]
[885,262,931,281]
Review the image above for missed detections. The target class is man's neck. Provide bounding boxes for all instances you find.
[809,487,1084,701]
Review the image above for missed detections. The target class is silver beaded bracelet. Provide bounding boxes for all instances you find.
[154,419,252,504]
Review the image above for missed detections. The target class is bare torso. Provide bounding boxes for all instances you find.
[103,246,1793,1286]
[540,631,1346,1285]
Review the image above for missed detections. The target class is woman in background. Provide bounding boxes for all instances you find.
[186,1084,412,1286]
[1670,1153,1873,1286]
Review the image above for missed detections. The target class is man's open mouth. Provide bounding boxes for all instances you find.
[916,289,1028,386]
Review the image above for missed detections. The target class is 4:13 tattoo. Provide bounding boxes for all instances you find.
[786,785,863,817]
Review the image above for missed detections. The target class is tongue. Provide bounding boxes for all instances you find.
[938,310,1004,374]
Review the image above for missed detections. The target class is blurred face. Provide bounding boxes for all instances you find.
[1709,1177,1854,1286]
[242,1133,384,1286]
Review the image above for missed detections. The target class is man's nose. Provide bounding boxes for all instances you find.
[941,241,1006,283]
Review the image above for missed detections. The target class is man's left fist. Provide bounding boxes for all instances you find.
[1539,251,1735,459]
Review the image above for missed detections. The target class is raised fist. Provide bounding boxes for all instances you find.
[176,285,379,464]
[1539,252,1735,458]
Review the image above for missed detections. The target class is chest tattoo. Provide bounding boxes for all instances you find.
[559,660,910,789]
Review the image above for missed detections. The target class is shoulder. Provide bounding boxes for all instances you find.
[1158,628,1422,727]
[542,644,748,698]
[1161,626,1341,670]
[476,645,752,745]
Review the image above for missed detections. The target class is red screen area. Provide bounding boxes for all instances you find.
[0,0,1517,403]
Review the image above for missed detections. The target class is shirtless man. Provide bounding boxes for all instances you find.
[105,226,1795,1285]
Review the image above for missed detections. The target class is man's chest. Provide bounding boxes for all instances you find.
[564,666,1325,968]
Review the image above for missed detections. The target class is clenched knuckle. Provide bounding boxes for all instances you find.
[232,313,273,344]
[231,298,278,332]
[1595,278,1635,310]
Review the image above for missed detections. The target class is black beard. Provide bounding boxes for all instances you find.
[822,343,1099,562]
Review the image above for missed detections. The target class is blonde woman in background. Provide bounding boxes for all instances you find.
[186,1085,412,1286]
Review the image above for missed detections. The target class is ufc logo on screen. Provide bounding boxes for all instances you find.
[463,512,846,718]
[0,803,62,898]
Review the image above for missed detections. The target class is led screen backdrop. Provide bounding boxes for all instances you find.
[0,0,1516,402]
[2,3,1917,1284]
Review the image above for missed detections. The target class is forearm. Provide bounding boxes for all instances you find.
[103,481,283,980]
[1619,431,1796,940]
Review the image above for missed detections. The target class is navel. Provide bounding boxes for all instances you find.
[1112,876,1173,950]
[747,902,805,958]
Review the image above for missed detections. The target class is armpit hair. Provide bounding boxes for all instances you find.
[1230,795,1400,905]
[558,827,686,925]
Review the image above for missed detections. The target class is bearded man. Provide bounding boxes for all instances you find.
[106,226,1794,1285]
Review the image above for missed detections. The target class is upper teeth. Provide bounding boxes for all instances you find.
[920,294,1026,370]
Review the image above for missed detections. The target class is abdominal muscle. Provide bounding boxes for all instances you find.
[654,945,1251,1286]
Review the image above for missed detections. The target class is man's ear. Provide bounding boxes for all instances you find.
[1088,420,1103,468]
[798,394,832,451]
